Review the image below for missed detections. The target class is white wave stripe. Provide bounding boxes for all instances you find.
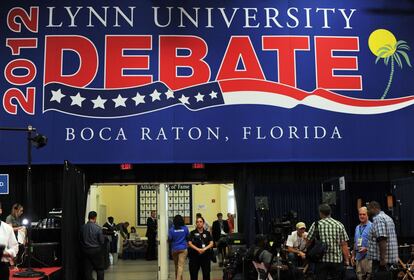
[222,91,414,115]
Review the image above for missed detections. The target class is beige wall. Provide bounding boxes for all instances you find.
[88,183,234,236]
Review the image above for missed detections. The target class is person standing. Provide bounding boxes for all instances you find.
[366,201,398,275]
[227,213,234,234]
[351,206,372,280]
[80,211,106,280]
[196,213,210,232]
[146,210,157,260]
[0,201,19,280]
[102,217,118,263]
[212,212,230,266]
[307,204,350,280]
[168,215,189,280]
[188,216,214,280]
[286,222,308,269]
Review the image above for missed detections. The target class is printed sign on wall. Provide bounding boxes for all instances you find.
[0,174,9,194]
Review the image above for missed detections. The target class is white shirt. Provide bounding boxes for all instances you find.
[0,221,19,263]
[286,230,307,251]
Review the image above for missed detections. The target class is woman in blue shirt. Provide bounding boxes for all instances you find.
[168,215,189,280]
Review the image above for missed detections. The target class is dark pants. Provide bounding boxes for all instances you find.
[315,262,344,280]
[216,236,228,263]
[371,260,393,280]
[288,252,305,268]
[0,262,9,280]
[189,255,211,280]
[83,247,105,280]
[146,235,157,260]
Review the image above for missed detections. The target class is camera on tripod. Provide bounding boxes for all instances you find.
[268,211,298,250]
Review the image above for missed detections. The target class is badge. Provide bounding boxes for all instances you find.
[195,233,199,236]
[203,234,206,238]
[357,237,363,247]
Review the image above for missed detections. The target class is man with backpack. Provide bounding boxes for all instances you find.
[307,204,351,280]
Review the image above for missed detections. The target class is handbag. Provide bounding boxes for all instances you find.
[307,221,328,262]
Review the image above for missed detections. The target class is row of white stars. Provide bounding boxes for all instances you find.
[50,88,219,109]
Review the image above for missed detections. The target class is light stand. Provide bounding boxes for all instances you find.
[0,126,47,278]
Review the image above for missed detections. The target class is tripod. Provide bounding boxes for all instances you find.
[266,241,284,280]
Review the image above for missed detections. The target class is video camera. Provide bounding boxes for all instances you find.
[268,211,297,248]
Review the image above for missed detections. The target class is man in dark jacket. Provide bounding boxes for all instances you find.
[212,212,230,266]
[146,210,157,260]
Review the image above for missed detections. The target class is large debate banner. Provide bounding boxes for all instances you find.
[1,0,414,164]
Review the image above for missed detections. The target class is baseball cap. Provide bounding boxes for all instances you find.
[296,222,306,229]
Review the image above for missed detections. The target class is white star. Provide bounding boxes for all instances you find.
[112,94,128,108]
[132,92,146,106]
[210,91,218,99]
[178,94,190,105]
[91,95,107,109]
[150,89,162,102]
[70,92,85,107]
[164,90,175,99]
[50,89,65,103]
[194,92,204,102]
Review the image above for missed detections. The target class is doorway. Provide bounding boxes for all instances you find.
[86,182,236,280]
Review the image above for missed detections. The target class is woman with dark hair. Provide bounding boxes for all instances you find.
[168,215,189,280]
[188,216,214,280]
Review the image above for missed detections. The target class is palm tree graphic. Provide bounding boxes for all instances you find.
[368,29,412,99]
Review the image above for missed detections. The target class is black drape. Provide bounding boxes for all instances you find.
[392,177,414,239]
[254,181,321,230]
[62,161,89,280]
[234,165,256,247]
[0,165,62,223]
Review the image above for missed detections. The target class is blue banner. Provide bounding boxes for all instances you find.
[1,1,414,164]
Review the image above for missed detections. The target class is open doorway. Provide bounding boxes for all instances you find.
[85,182,236,280]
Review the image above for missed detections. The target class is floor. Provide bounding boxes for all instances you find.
[104,259,224,280]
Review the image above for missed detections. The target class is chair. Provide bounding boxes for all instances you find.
[252,261,274,280]
[398,244,414,280]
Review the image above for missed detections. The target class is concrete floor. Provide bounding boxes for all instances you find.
[104,259,224,280]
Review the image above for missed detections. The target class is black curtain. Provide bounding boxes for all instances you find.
[254,181,321,231]
[234,165,256,247]
[0,165,62,223]
[62,161,89,280]
[392,177,414,240]
[343,182,389,236]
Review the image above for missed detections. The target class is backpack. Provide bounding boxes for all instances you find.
[307,221,328,262]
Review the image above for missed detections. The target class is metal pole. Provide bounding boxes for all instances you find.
[27,129,33,270]
[12,125,45,277]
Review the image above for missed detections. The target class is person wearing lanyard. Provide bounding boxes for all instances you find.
[188,216,214,280]
[0,201,19,280]
[351,206,372,280]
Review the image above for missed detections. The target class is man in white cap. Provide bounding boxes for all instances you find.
[286,222,308,269]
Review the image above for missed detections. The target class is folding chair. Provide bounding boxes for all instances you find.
[398,244,414,280]
[252,261,274,280]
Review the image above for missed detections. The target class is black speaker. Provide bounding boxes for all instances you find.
[23,242,61,268]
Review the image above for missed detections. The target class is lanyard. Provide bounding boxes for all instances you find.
[358,224,367,236]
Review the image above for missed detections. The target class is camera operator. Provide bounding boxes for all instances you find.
[286,222,308,269]
[251,235,273,267]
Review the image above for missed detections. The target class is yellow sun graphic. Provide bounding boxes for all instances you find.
[368,29,397,58]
